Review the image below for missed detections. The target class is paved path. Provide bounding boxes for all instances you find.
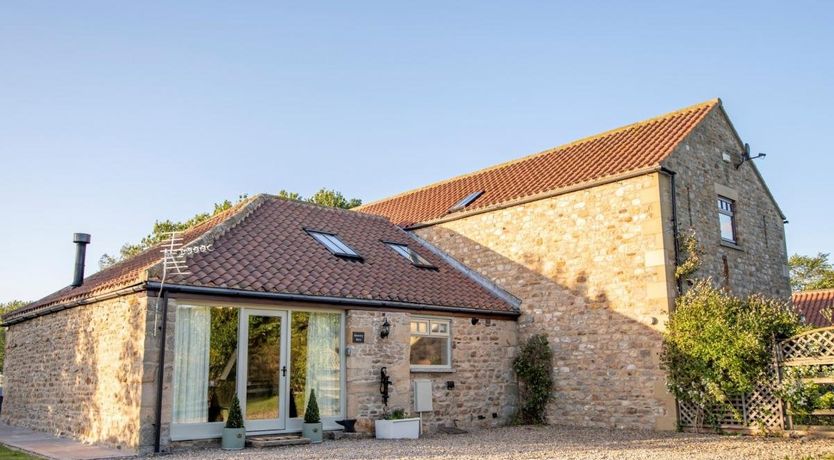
[0,423,134,460]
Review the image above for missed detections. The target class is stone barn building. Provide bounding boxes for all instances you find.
[2,99,789,453]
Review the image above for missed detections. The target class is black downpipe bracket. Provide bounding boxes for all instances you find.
[154,290,169,454]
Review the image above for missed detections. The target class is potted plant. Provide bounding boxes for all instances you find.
[302,389,323,443]
[221,394,245,450]
[374,408,421,439]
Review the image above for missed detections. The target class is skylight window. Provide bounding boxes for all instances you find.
[307,230,361,259]
[448,191,484,213]
[386,243,435,268]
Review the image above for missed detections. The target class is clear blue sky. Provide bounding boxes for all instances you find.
[1,1,832,302]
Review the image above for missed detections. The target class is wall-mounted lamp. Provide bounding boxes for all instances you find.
[735,143,766,170]
[380,316,390,339]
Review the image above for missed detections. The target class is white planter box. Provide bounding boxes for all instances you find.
[374,418,420,439]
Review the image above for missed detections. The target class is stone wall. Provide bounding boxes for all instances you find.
[415,173,678,430]
[345,309,518,432]
[1,293,148,450]
[662,106,790,299]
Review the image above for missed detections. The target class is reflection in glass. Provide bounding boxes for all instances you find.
[290,312,341,418]
[246,315,282,420]
[410,336,449,366]
[173,305,238,424]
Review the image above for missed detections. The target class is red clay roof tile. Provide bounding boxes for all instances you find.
[5,195,514,323]
[356,100,719,227]
[792,289,834,328]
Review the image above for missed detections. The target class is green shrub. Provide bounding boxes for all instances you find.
[816,391,834,410]
[225,394,244,429]
[660,280,801,427]
[384,408,406,420]
[304,389,321,424]
[513,334,554,424]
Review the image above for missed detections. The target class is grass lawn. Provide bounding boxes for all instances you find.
[0,445,38,459]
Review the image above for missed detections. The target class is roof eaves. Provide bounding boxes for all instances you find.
[406,165,663,229]
[146,282,520,317]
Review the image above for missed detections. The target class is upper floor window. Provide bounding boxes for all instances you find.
[718,196,736,243]
[410,318,451,369]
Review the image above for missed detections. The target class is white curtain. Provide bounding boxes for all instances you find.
[305,313,341,417]
[173,305,211,423]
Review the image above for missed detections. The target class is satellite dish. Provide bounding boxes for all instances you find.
[744,143,751,158]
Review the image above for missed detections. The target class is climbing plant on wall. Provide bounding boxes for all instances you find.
[513,334,554,424]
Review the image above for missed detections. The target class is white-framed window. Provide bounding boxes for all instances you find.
[409,317,451,370]
[718,196,737,243]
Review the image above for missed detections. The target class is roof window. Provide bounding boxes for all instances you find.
[306,230,361,259]
[448,191,484,213]
[386,243,435,268]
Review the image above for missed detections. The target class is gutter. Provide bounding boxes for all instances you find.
[1,284,147,326]
[406,166,663,230]
[145,282,520,318]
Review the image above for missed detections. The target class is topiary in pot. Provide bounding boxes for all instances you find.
[302,389,323,443]
[221,394,245,450]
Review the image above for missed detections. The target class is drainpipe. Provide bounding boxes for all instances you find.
[660,167,683,429]
[659,167,682,296]
[153,289,169,454]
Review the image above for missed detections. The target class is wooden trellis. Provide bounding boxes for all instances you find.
[779,327,834,365]
[677,377,783,431]
[778,326,834,430]
[678,327,834,432]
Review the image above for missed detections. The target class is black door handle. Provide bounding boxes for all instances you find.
[282,365,287,377]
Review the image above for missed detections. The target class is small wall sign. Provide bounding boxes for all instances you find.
[352,331,365,344]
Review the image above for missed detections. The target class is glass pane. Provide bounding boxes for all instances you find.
[719,213,735,242]
[173,306,238,424]
[311,232,342,253]
[290,312,342,418]
[410,336,449,366]
[246,315,282,420]
[411,320,428,334]
[208,308,239,423]
[326,234,356,256]
[431,321,448,334]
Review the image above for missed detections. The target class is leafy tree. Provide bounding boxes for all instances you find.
[789,253,834,292]
[660,280,801,429]
[99,188,362,269]
[0,300,28,371]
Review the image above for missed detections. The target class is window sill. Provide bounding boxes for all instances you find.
[410,367,455,374]
[720,240,743,251]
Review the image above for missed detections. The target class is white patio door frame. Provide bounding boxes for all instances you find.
[238,308,289,433]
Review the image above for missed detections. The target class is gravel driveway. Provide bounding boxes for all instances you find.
[165,425,834,460]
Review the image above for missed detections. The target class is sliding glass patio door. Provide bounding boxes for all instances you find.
[238,309,288,432]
